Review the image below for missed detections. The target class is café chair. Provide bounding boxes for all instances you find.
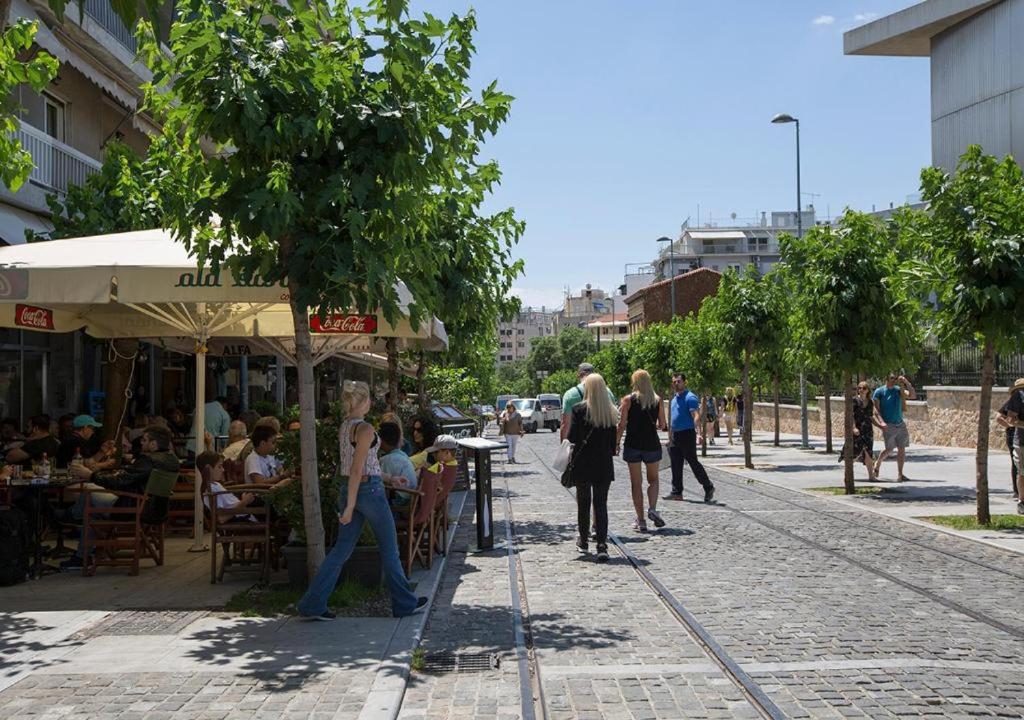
[393,466,441,578]
[433,463,458,556]
[80,469,179,576]
[205,485,273,584]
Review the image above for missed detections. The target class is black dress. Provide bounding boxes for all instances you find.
[568,402,616,487]
[840,397,874,461]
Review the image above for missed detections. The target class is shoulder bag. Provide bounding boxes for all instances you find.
[561,422,594,488]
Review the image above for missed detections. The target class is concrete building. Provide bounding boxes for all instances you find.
[845,0,1024,171]
[497,307,556,365]
[624,267,722,334]
[585,312,630,347]
[654,209,815,281]
[623,263,656,298]
[553,285,610,334]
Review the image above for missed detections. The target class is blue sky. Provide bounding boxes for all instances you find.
[411,1,932,310]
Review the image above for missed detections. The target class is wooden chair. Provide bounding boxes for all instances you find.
[433,463,458,555]
[80,468,179,576]
[166,474,201,536]
[223,459,246,485]
[393,467,441,577]
[206,485,273,584]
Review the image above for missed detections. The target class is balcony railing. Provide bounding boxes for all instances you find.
[14,120,102,195]
[83,0,137,54]
[672,242,781,255]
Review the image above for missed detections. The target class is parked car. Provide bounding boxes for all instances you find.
[536,393,563,432]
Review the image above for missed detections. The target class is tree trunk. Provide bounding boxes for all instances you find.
[824,376,833,454]
[743,340,753,469]
[102,339,137,443]
[976,339,995,525]
[288,279,326,579]
[416,350,429,412]
[843,373,856,494]
[386,338,399,413]
[772,372,780,447]
[701,396,707,457]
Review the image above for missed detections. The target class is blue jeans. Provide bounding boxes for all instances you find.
[298,476,418,617]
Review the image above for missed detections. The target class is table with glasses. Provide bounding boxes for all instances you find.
[5,470,77,578]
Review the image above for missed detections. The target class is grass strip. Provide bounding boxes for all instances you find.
[920,514,1024,531]
[226,580,385,617]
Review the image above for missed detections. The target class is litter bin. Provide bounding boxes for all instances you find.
[456,437,506,552]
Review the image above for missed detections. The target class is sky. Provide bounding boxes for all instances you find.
[410,0,933,310]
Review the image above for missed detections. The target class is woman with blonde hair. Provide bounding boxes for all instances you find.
[616,369,667,533]
[721,387,739,445]
[568,373,619,562]
[298,380,426,620]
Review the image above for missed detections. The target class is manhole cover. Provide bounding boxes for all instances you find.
[420,651,499,674]
[73,610,207,639]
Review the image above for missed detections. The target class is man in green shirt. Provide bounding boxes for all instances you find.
[560,363,617,441]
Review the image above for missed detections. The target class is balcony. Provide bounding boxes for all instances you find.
[14,120,102,196]
[672,242,781,256]
[82,0,137,54]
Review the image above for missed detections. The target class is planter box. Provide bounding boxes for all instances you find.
[282,544,382,588]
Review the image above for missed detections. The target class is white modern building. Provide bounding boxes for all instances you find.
[845,0,1024,171]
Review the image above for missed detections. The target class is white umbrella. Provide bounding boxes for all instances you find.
[0,229,447,548]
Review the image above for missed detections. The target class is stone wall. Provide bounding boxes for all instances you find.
[751,386,1010,450]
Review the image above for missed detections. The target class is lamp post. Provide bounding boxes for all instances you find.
[771,112,810,449]
[656,236,677,319]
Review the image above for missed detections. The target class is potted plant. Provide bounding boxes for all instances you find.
[271,407,382,588]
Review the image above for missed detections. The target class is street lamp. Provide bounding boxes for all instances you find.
[771,112,810,449]
[656,236,677,318]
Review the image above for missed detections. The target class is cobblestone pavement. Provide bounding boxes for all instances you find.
[403,430,1024,719]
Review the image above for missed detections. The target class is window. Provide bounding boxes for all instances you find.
[43,93,66,142]
[517,342,524,348]
[517,329,524,335]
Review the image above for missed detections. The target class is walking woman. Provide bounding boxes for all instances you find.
[298,381,426,620]
[499,401,525,463]
[569,373,619,562]
[839,381,882,481]
[616,370,667,533]
[721,387,738,445]
[702,394,718,445]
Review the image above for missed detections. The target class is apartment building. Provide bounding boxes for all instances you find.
[497,307,556,365]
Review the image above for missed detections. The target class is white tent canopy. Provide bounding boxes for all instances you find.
[0,229,447,547]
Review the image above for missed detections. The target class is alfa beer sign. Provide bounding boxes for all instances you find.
[309,314,378,334]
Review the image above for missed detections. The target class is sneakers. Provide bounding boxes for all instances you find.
[395,596,430,617]
[663,493,683,501]
[576,537,589,554]
[632,517,648,533]
[303,610,336,621]
[703,486,716,504]
[647,508,666,528]
[59,556,84,573]
[1017,502,1024,516]
[595,544,609,563]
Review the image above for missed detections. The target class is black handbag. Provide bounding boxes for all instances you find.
[561,426,593,488]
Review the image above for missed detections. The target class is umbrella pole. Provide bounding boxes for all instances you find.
[189,345,208,552]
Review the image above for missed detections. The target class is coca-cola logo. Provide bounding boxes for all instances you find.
[15,304,54,330]
[0,269,29,299]
[309,314,379,335]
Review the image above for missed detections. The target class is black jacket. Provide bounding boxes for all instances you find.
[92,451,180,494]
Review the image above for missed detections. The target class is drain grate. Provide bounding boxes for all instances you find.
[420,651,499,674]
[72,610,207,639]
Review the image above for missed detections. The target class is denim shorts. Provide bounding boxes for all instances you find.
[622,446,663,464]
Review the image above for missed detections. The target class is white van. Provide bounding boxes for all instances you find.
[536,393,563,432]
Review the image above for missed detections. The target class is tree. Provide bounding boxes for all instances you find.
[557,326,595,372]
[751,269,794,448]
[526,335,561,392]
[628,320,684,401]
[541,368,577,396]
[911,146,1024,524]
[496,360,533,399]
[701,268,781,468]
[141,0,516,576]
[588,342,632,399]
[424,367,480,409]
[677,313,735,456]
[783,210,922,493]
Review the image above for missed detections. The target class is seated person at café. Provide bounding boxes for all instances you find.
[61,424,181,571]
[379,421,417,506]
[244,425,291,486]
[423,434,459,474]
[407,416,440,471]
[56,415,117,471]
[238,416,281,463]
[6,415,60,469]
[221,420,249,461]
[0,417,24,453]
[197,451,258,524]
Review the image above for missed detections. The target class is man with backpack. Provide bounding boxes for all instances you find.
[560,363,617,442]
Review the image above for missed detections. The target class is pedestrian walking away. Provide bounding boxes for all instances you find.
[615,369,668,533]
[499,401,525,463]
[568,373,619,562]
[561,362,619,442]
[721,388,738,445]
[298,381,426,620]
[839,381,883,481]
[999,378,1024,514]
[995,379,1024,500]
[702,394,718,445]
[665,372,715,503]
[872,373,917,482]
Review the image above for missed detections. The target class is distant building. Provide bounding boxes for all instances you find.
[653,210,815,280]
[553,285,610,334]
[496,307,556,365]
[624,268,723,334]
[845,0,1024,171]
[623,264,656,298]
[585,312,630,346]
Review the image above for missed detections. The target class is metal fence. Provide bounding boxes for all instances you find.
[84,0,137,53]
[917,342,1024,389]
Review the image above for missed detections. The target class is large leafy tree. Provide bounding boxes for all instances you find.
[556,325,595,372]
[701,268,780,468]
[139,0,517,576]
[588,341,632,399]
[783,210,921,493]
[676,312,734,456]
[751,268,793,448]
[910,146,1024,524]
[627,319,683,401]
[525,335,561,391]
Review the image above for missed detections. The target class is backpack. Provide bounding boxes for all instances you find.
[0,507,29,586]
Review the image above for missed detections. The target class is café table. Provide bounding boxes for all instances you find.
[6,473,77,578]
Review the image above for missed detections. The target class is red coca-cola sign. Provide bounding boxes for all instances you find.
[309,314,378,334]
[15,304,54,330]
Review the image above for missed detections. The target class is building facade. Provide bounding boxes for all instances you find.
[552,285,610,334]
[653,210,815,281]
[624,268,722,334]
[845,0,1024,172]
[497,307,556,365]
[585,313,630,346]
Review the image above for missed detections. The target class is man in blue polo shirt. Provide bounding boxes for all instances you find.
[665,372,715,503]
[872,372,917,482]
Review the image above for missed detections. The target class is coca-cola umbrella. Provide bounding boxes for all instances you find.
[0,229,447,548]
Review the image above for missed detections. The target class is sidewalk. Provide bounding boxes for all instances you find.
[697,429,1024,554]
